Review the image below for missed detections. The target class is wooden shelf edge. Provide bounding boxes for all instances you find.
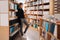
[40,26,59,40]
[30,9,49,11]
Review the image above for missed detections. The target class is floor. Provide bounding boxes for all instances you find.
[14,27,40,40]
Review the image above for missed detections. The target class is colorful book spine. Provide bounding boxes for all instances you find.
[45,22,49,32]
[10,26,14,33]
[14,4,18,10]
[33,24,38,28]
[49,23,55,34]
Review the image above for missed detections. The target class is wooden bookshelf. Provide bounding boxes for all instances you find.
[39,16,60,40]
[24,0,60,40]
[9,0,19,40]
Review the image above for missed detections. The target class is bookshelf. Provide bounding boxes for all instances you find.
[39,17,60,40]
[24,0,43,30]
[24,0,60,40]
[24,0,49,30]
[9,0,20,40]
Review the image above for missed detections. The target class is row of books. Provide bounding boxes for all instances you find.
[33,20,40,28]
[25,0,37,2]
[28,19,40,28]
[33,11,43,15]
[26,0,37,2]
[26,5,49,10]
[41,20,57,40]
[54,0,57,14]
[26,1,49,7]
[56,1,60,14]
[9,1,18,18]
[26,11,43,15]
[40,15,58,40]
[26,10,49,15]
[33,0,42,5]
[42,21,55,34]
[54,14,60,20]
[28,15,37,19]
[43,11,49,15]
[42,0,49,3]
[25,0,49,3]
[54,0,60,14]
[9,2,18,10]
[9,11,15,17]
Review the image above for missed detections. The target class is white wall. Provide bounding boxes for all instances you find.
[0,0,9,40]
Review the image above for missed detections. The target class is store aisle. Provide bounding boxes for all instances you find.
[14,28,40,40]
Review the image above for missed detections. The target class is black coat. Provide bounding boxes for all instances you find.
[16,8,25,18]
[16,8,25,25]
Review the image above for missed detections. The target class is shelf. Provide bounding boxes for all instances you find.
[9,1,18,4]
[26,17,35,20]
[40,17,56,24]
[10,23,19,28]
[10,28,20,37]
[25,1,33,3]
[26,2,49,7]
[33,14,43,16]
[25,0,38,3]
[25,14,43,16]
[9,17,17,20]
[47,32,59,40]
[30,9,49,11]
[34,2,49,6]
[9,9,17,12]
[40,26,59,40]
[9,9,15,11]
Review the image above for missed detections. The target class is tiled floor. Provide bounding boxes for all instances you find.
[14,28,40,40]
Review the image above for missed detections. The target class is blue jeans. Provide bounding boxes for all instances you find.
[20,18,29,35]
